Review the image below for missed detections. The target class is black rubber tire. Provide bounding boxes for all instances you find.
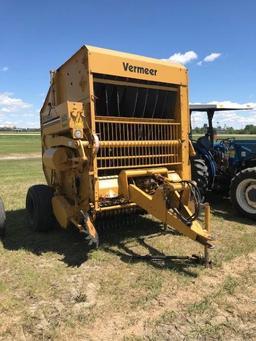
[230,167,256,220]
[191,157,209,201]
[26,184,56,231]
[0,196,6,238]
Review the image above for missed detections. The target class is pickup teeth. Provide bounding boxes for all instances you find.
[97,206,144,217]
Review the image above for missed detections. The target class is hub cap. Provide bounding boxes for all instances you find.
[236,179,256,214]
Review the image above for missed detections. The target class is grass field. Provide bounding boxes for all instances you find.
[0,134,41,156]
[1,132,256,157]
[1,156,256,340]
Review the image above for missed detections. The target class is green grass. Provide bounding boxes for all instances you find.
[0,158,42,181]
[0,159,43,209]
[1,159,256,340]
[0,134,41,155]
[1,132,256,157]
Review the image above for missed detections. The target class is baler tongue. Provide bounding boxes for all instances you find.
[130,184,212,247]
[119,169,213,248]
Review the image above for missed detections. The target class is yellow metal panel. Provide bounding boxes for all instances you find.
[87,46,188,85]
[52,195,75,228]
[87,57,99,209]
[118,168,168,198]
[56,48,89,105]
[95,116,178,124]
[86,45,185,69]
[41,101,84,137]
[43,147,69,171]
[98,177,119,198]
[179,86,190,180]
[128,184,210,244]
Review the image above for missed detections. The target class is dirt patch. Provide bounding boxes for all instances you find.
[86,251,256,340]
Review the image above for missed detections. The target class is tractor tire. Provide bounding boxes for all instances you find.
[191,157,209,202]
[230,167,256,220]
[0,196,6,238]
[26,184,56,232]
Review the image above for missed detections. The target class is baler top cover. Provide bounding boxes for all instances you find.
[58,45,187,83]
[42,45,188,111]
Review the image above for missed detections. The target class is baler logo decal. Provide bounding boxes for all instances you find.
[123,62,157,76]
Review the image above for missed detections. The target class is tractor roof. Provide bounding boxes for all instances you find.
[190,104,253,112]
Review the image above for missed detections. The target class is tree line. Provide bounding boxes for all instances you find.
[192,124,256,135]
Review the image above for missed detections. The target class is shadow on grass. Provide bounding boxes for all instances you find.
[102,239,202,278]
[1,208,204,276]
[5,201,251,275]
[98,216,203,277]
[206,191,256,226]
[3,209,90,267]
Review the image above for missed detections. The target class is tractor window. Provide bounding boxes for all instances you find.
[190,111,209,139]
[94,81,177,119]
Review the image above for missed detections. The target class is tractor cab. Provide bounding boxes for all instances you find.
[189,104,249,192]
[189,104,256,220]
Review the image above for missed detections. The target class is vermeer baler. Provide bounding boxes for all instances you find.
[26,45,213,252]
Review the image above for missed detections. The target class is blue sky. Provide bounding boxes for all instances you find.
[0,0,256,128]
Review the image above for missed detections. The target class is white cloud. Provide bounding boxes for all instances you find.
[0,66,8,72]
[191,100,256,129]
[197,52,221,66]
[0,92,32,114]
[164,51,221,66]
[0,92,39,128]
[164,51,198,65]
[204,53,221,62]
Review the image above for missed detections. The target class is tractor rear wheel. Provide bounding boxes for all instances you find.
[26,185,56,231]
[191,157,209,201]
[0,196,6,238]
[230,167,256,220]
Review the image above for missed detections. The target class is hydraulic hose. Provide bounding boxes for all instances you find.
[164,180,201,226]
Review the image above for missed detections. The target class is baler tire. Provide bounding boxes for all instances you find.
[26,185,56,232]
[191,157,209,202]
[0,196,6,239]
[230,167,256,220]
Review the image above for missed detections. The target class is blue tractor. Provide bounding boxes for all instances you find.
[190,104,256,220]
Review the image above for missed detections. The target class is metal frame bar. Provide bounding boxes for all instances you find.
[94,77,178,92]
[95,116,178,124]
